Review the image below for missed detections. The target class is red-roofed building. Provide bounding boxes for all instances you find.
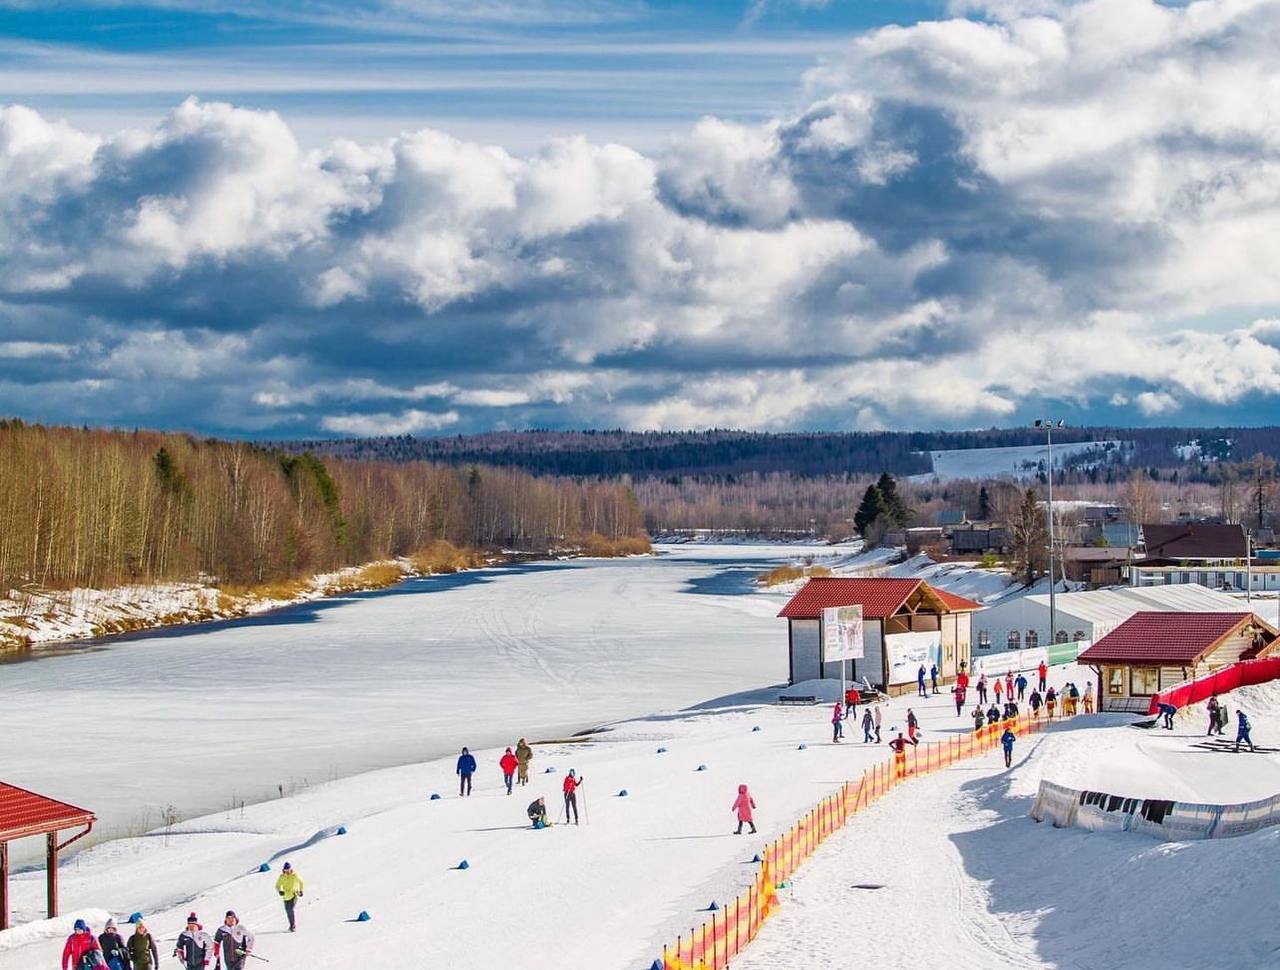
[777,577,983,692]
[0,783,95,929]
[1078,611,1278,711]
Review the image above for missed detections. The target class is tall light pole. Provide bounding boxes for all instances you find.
[1035,419,1064,646]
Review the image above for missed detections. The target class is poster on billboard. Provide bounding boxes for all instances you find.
[885,631,942,685]
[822,605,864,662]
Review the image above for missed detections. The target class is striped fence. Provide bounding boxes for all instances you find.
[659,703,1078,970]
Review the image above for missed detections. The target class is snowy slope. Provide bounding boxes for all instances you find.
[912,440,1122,482]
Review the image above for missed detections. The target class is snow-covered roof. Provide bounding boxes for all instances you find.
[1025,584,1245,629]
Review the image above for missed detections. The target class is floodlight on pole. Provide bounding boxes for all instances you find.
[1035,419,1064,646]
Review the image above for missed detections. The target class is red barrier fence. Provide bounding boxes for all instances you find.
[1148,657,1280,715]
[660,704,1077,970]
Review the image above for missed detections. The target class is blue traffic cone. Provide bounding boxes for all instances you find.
[656,747,668,754]
[127,912,143,925]
[752,725,762,732]
[458,859,470,870]
[751,854,762,863]
[707,901,719,911]
[651,961,663,970]
[356,911,371,922]
[258,862,270,873]
[618,789,629,797]
[429,793,441,800]
[336,825,348,835]
[797,743,807,750]
[545,766,557,774]
[696,764,708,771]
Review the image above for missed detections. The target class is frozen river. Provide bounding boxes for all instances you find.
[0,544,823,849]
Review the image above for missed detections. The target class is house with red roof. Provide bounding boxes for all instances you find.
[777,577,983,692]
[1078,611,1278,712]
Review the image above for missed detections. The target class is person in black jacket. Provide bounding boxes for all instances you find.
[99,919,130,970]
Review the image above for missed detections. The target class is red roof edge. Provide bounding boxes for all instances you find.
[0,781,96,843]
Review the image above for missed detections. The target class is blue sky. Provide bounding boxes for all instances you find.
[1,0,1278,438]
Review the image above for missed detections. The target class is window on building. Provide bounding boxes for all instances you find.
[1130,666,1160,696]
[1007,630,1021,650]
[1025,629,1039,649]
[978,629,991,650]
[1073,630,1086,642]
[1108,667,1124,695]
[1054,629,1069,644]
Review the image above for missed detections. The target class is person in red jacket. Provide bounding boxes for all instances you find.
[731,784,757,835]
[563,768,584,825]
[843,686,859,720]
[62,920,102,970]
[1037,661,1048,693]
[499,747,519,795]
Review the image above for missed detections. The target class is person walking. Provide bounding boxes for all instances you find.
[1029,689,1042,717]
[500,747,519,795]
[831,701,844,743]
[563,768,584,824]
[906,707,919,743]
[861,707,874,743]
[174,914,213,970]
[528,796,549,828]
[1037,661,1048,693]
[457,746,477,797]
[99,919,129,970]
[1236,711,1254,752]
[986,703,1001,726]
[977,674,988,705]
[889,732,912,778]
[515,737,533,786]
[1004,672,1014,703]
[62,919,102,970]
[1015,673,1027,701]
[127,920,160,970]
[953,683,967,716]
[844,685,860,720]
[1207,696,1222,736]
[1045,686,1057,719]
[275,861,304,932]
[1001,726,1016,768]
[873,704,882,743]
[917,665,928,698]
[972,705,986,733]
[731,784,758,835]
[1082,682,1094,714]
[930,664,939,694]
[993,676,1004,705]
[213,911,255,970]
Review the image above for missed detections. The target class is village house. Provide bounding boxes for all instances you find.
[1130,522,1280,592]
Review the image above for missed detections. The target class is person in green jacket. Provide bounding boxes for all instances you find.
[275,861,305,932]
[515,738,533,787]
[127,919,160,970]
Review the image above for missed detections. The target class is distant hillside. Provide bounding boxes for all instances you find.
[280,426,1280,480]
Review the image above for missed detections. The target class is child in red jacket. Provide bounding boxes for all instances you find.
[731,784,757,835]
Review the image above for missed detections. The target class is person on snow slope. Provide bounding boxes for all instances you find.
[500,747,519,795]
[62,919,104,970]
[731,784,758,835]
[127,919,161,970]
[528,796,549,828]
[457,746,477,797]
[515,737,534,786]
[213,910,256,970]
[832,702,844,743]
[563,769,585,825]
[174,914,213,970]
[98,919,129,970]
[1001,726,1017,768]
[275,861,304,932]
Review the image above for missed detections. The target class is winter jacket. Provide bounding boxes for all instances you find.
[861,710,873,730]
[873,706,882,726]
[1001,729,1016,750]
[844,688,860,705]
[99,930,129,969]
[954,686,967,705]
[917,666,926,684]
[276,870,305,901]
[1038,663,1048,680]
[174,927,212,969]
[127,931,159,970]
[500,750,519,775]
[516,740,533,765]
[214,924,256,968]
[956,671,970,690]
[972,709,985,730]
[527,799,547,821]
[906,711,918,729]
[832,703,843,724]
[457,752,477,775]
[1029,691,1042,710]
[1015,675,1027,691]
[563,774,582,795]
[62,932,101,970]
[731,785,756,822]
[994,679,1004,697]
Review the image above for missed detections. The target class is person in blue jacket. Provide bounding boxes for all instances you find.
[457,746,478,796]
[917,665,928,698]
[1235,711,1254,752]
[929,664,939,694]
[1000,727,1016,768]
[1157,702,1177,730]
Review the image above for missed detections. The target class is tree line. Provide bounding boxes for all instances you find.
[0,421,646,593]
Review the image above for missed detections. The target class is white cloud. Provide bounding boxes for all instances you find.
[1135,390,1180,416]
[319,408,460,435]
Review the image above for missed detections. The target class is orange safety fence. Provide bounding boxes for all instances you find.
[659,702,1079,970]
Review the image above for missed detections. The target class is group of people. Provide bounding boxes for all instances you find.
[457,738,534,796]
[60,864,303,970]
[524,768,586,827]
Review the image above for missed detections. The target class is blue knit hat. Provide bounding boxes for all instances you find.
[74,919,88,932]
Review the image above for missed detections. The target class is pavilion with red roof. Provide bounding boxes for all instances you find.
[1078,611,1277,712]
[777,577,983,692]
[0,783,95,929]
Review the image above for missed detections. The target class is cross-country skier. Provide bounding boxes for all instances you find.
[1236,711,1254,752]
[917,665,928,698]
[528,796,549,828]
[930,664,939,694]
[174,914,212,970]
[873,704,882,743]
[99,919,129,970]
[563,769,584,824]
[127,919,160,970]
[516,738,533,785]
[1015,673,1027,701]
[275,861,304,932]
[731,784,758,835]
[1001,727,1016,767]
[861,707,874,743]
[832,702,844,742]
[457,746,477,797]
[1158,702,1176,730]
[213,911,255,970]
[500,747,519,795]
[977,674,988,705]
[1037,661,1048,692]
[61,919,102,970]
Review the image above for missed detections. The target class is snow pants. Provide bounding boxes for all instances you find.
[564,792,579,824]
[504,772,515,795]
[284,897,297,931]
[1003,746,1013,768]
[1236,728,1253,751]
[917,680,927,697]
[518,761,530,785]
[460,772,473,796]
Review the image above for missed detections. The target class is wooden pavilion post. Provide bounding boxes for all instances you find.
[47,830,58,919]
[1,840,9,930]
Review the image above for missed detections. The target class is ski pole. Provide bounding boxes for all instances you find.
[238,949,271,963]
[582,789,589,825]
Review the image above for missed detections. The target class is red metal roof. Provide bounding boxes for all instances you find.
[0,783,95,843]
[1077,612,1252,665]
[777,577,982,620]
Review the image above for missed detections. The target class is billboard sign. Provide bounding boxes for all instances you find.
[822,604,864,662]
[885,631,942,685]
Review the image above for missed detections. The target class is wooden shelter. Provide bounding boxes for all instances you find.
[0,783,95,929]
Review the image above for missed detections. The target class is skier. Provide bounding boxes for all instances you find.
[953,682,967,716]
[174,914,212,970]
[917,665,928,698]
[127,919,160,970]
[1158,702,1177,730]
[1029,689,1042,716]
[563,768,584,824]
[861,707,874,743]
[1083,682,1094,714]
[528,795,549,828]
[977,674,988,705]
[731,784,758,835]
[889,731,911,778]
[1045,686,1057,718]
[1001,726,1017,768]
[1207,696,1222,736]
[906,707,919,743]
[1236,711,1254,752]
[1037,661,1048,692]
[516,737,534,785]
[844,685,860,720]
[1015,673,1028,701]
[213,911,255,970]
[500,746,519,795]
[930,663,939,694]
[873,704,882,743]
[99,919,129,970]
[61,919,102,970]
[275,861,304,933]
[457,746,477,797]
[972,705,986,732]
[832,701,844,743]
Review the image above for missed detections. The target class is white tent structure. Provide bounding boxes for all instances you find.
[972,583,1247,659]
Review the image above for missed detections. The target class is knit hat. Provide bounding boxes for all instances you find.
[74,919,88,932]
[104,919,116,930]
[186,913,199,924]
[225,910,237,919]
[282,862,292,871]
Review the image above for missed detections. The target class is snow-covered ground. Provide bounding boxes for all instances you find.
[911,440,1123,482]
